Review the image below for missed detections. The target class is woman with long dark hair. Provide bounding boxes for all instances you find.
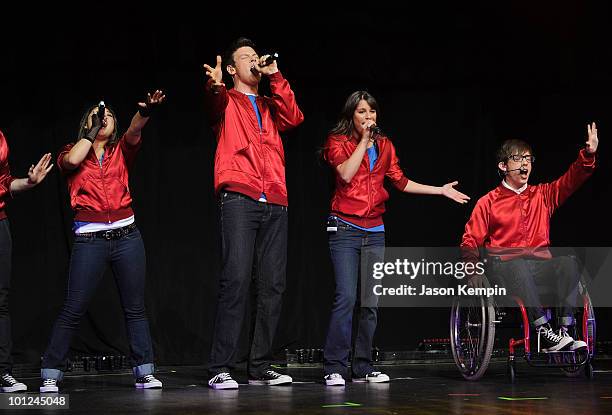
[40,91,165,392]
[322,91,469,386]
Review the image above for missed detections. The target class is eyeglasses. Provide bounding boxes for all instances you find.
[508,154,535,163]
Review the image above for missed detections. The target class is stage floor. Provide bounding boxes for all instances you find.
[5,360,612,414]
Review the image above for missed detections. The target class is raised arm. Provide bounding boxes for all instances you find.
[125,89,166,146]
[203,55,229,127]
[62,110,104,170]
[542,122,598,211]
[257,56,303,132]
[335,122,376,184]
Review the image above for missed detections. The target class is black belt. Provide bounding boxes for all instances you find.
[76,223,137,240]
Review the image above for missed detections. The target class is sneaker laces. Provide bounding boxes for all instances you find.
[142,374,156,382]
[2,374,18,385]
[43,379,57,387]
[369,371,382,376]
[326,373,342,380]
[215,372,233,382]
[264,370,282,379]
[539,325,564,343]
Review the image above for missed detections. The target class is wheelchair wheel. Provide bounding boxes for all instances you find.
[561,351,589,378]
[562,287,596,378]
[450,289,496,380]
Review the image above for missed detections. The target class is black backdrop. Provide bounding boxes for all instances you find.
[1,4,610,366]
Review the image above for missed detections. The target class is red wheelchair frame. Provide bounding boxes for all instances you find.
[450,277,595,382]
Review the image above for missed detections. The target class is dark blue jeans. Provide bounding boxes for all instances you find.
[489,256,581,327]
[41,227,155,380]
[324,223,385,379]
[0,219,13,375]
[207,191,288,378]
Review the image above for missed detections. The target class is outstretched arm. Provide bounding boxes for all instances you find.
[10,153,53,194]
[403,180,470,204]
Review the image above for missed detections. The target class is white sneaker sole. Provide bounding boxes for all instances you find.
[325,379,346,386]
[1,384,27,392]
[135,381,163,389]
[209,382,238,390]
[542,336,573,352]
[569,341,588,351]
[249,377,292,386]
[40,386,59,393]
[353,376,390,383]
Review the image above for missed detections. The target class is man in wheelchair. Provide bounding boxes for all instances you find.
[460,123,598,353]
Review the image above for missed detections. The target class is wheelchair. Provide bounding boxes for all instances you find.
[449,257,596,382]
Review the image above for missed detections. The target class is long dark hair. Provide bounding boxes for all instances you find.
[317,91,381,162]
[76,104,119,145]
[328,90,380,137]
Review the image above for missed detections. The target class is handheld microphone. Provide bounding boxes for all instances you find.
[261,53,279,67]
[251,53,279,75]
[368,124,383,137]
[97,101,105,122]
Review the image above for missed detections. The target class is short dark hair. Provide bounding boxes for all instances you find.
[496,139,533,164]
[223,37,257,68]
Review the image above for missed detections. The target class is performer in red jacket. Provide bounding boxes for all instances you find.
[0,130,52,393]
[322,91,469,386]
[461,124,598,352]
[40,91,165,393]
[202,37,303,389]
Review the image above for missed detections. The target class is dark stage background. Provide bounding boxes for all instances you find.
[0,4,610,367]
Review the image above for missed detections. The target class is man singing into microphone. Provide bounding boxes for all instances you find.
[461,124,599,352]
[202,38,304,389]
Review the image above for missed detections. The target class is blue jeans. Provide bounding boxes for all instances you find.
[41,227,155,380]
[489,256,581,327]
[323,223,385,378]
[0,219,13,374]
[207,191,288,378]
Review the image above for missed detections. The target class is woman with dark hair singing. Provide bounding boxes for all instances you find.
[322,91,469,386]
[40,91,165,393]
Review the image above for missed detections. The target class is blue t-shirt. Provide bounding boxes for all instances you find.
[247,95,262,130]
[247,94,266,201]
[367,145,378,171]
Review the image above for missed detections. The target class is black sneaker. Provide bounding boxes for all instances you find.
[135,374,163,389]
[537,324,573,352]
[248,370,292,386]
[208,372,238,390]
[1,373,27,392]
[40,378,59,393]
[352,371,390,383]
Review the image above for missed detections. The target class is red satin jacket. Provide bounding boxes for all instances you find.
[324,135,409,228]
[0,130,15,219]
[461,149,596,261]
[203,72,304,206]
[58,134,141,223]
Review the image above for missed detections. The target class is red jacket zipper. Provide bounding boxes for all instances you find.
[98,151,111,223]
